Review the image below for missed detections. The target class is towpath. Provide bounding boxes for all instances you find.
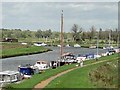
[33,59,111,89]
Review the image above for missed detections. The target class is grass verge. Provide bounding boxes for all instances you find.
[45,54,118,88]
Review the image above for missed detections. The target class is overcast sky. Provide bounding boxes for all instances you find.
[2,2,118,32]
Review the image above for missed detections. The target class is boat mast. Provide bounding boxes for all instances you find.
[60,10,64,57]
[108,32,111,47]
[117,33,119,48]
[96,32,99,55]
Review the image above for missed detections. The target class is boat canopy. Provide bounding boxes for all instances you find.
[0,71,19,76]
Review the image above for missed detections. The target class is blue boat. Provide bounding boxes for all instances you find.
[85,53,95,60]
[19,67,34,75]
[18,64,38,79]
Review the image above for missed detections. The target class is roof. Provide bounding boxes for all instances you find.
[36,60,47,63]
[0,71,19,75]
[62,52,72,57]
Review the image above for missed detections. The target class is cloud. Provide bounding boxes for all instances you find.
[2,2,118,31]
[1,0,120,2]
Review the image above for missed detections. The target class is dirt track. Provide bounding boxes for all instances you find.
[33,59,109,89]
[33,67,79,90]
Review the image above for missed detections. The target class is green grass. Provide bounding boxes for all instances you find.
[45,54,118,88]
[84,54,118,65]
[4,64,77,90]
[1,42,51,58]
[89,60,118,88]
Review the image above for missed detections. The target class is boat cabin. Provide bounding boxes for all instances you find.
[34,61,49,71]
[85,53,95,60]
[76,54,86,61]
[61,53,77,63]
[0,71,19,83]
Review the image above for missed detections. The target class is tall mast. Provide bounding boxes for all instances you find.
[60,10,64,57]
[108,32,111,47]
[117,33,119,48]
[97,32,99,55]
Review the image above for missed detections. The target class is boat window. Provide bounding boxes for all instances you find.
[42,62,46,64]
[11,75,16,80]
[37,62,40,64]
[4,75,10,81]
[0,75,3,81]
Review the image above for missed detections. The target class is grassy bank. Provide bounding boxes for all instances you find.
[1,42,51,58]
[4,54,118,89]
[45,54,118,88]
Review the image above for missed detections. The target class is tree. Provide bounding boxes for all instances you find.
[71,24,82,42]
[35,29,43,38]
[90,26,96,39]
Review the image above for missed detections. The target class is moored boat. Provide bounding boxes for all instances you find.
[18,64,38,79]
[74,44,81,47]
[0,70,20,83]
[34,61,49,71]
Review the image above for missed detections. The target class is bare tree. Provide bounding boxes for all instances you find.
[71,24,82,42]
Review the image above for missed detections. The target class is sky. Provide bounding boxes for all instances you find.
[1,1,119,32]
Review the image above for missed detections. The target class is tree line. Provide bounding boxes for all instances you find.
[1,24,119,44]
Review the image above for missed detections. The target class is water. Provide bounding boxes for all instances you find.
[1,47,107,71]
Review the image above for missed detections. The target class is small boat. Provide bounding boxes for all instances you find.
[34,42,47,46]
[34,61,49,71]
[76,54,86,62]
[57,45,61,47]
[0,70,20,83]
[50,61,59,69]
[61,52,77,63]
[85,53,95,60]
[114,48,120,53]
[94,54,101,59]
[18,64,38,79]
[74,44,81,47]
[66,44,70,47]
[89,45,96,49]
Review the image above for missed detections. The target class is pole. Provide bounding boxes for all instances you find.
[109,32,111,47]
[60,10,64,58]
[117,34,119,48]
[97,32,99,55]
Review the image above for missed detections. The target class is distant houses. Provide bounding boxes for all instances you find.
[0,38,18,42]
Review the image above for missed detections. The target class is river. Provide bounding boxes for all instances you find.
[1,47,107,71]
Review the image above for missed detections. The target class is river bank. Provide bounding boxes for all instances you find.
[1,42,52,59]
[4,54,118,89]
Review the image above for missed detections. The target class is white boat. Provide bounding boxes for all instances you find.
[21,42,27,45]
[114,48,120,53]
[76,54,86,61]
[74,44,81,47]
[101,52,108,56]
[89,45,96,49]
[0,71,20,83]
[94,54,101,59]
[34,61,49,71]
[66,44,70,47]
[61,52,77,63]
[57,45,61,47]
[34,42,47,46]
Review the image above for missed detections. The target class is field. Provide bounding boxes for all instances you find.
[45,54,118,88]
[1,42,51,58]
